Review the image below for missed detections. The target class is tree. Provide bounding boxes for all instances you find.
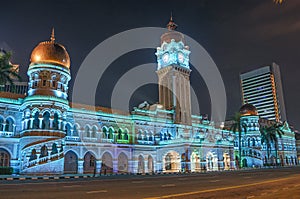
[260,126,272,165]
[230,112,247,169]
[260,123,284,166]
[267,123,284,166]
[0,51,21,88]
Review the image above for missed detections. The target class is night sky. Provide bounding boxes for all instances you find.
[1,0,300,129]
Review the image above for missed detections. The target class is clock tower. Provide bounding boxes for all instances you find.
[155,17,192,125]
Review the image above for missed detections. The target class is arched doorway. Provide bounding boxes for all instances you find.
[101,152,113,174]
[223,153,230,170]
[148,155,154,173]
[118,152,128,173]
[242,158,248,168]
[0,148,10,167]
[164,151,179,172]
[137,155,145,174]
[83,152,96,174]
[191,152,200,172]
[206,152,218,171]
[64,151,78,174]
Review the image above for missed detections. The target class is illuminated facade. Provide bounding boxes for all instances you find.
[0,22,297,174]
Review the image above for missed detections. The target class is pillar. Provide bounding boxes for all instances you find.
[78,160,84,174]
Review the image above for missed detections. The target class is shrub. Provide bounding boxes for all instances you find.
[0,166,13,175]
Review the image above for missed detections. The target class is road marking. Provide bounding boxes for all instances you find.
[132,181,144,184]
[143,175,300,199]
[86,190,108,194]
[209,180,220,183]
[161,184,176,187]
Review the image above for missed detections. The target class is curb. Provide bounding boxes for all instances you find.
[0,175,93,181]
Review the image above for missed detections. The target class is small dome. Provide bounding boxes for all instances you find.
[30,29,70,69]
[240,104,258,116]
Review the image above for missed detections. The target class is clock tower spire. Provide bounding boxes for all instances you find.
[155,18,192,125]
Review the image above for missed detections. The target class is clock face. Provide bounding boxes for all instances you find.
[162,53,169,63]
[178,52,184,63]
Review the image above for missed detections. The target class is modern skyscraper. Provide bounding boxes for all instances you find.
[240,63,287,122]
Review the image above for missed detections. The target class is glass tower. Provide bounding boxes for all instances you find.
[240,63,287,122]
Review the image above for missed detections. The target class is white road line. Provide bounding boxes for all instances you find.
[86,190,108,194]
[209,180,220,182]
[161,184,176,187]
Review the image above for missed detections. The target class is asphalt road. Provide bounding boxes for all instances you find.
[1,167,300,199]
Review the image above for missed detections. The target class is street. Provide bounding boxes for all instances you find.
[1,167,300,199]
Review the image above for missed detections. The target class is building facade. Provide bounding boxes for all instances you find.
[240,63,287,122]
[0,22,297,174]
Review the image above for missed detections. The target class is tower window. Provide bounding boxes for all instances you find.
[42,80,47,87]
[52,81,56,88]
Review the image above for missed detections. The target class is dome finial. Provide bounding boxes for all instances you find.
[167,12,177,31]
[50,27,55,42]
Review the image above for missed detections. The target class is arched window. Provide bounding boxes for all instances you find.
[102,127,108,139]
[108,128,114,139]
[85,126,90,138]
[92,126,97,138]
[65,123,72,136]
[51,143,58,155]
[248,139,251,147]
[33,111,39,129]
[252,138,256,147]
[29,149,37,161]
[118,129,123,140]
[40,145,48,158]
[53,113,59,130]
[0,117,4,131]
[0,149,10,166]
[5,118,14,132]
[73,124,79,136]
[124,133,129,140]
[42,112,50,129]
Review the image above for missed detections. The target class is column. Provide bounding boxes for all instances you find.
[39,118,43,129]
[144,160,148,173]
[96,160,102,174]
[58,119,62,130]
[50,118,53,129]
[113,160,118,173]
[78,160,84,174]
[30,118,34,129]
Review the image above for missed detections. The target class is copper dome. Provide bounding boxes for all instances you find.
[239,104,258,116]
[30,29,70,69]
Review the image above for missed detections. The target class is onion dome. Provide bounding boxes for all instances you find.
[161,14,185,44]
[239,104,258,116]
[30,28,70,69]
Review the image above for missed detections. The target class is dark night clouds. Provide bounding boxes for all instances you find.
[0,0,300,129]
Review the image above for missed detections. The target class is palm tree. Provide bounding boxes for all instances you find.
[267,123,284,166]
[230,112,247,169]
[260,123,284,166]
[0,51,21,89]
